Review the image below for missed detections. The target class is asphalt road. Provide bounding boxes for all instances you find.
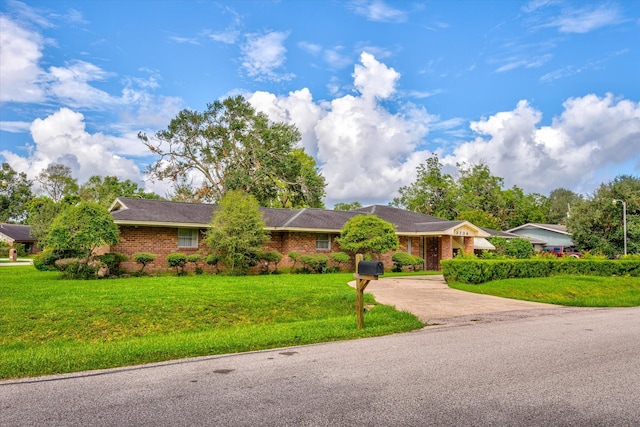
[2,307,639,426]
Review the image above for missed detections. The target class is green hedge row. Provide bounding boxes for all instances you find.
[441,258,640,284]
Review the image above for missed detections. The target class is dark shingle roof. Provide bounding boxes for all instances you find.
[110,198,478,235]
[0,224,35,242]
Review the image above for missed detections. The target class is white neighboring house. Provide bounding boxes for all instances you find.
[506,223,574,252]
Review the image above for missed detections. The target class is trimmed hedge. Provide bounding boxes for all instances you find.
[442,258,640,284]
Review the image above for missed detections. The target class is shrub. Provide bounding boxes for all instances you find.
[392,252,424,272]
[33,248,59,271]
[330,252,350,271]
[258,251,283,274]
[505,238,535,259]
[96,252,128,277]
[300,254,329,274]
[167,253,187,275]
[442,258,640,284]
[54,258,98,280]
[205,254,221,274]
[133,252,157,274]
[288,251,300,270]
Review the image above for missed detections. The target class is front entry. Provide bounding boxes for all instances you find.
[425,237,440,271]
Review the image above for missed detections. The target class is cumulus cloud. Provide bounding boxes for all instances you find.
[249,52,435,204]
[443,94,640,195]
[0,108,143,185]
[241,31,294,81]
[0,15,46,103]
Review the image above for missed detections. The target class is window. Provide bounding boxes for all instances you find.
[316,233,331,250]
[178,229,198,248]
[407,237,412,254]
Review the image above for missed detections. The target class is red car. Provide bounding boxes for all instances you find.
[542,246,583,258]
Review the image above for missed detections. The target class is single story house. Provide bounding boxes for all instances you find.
[0,223,39,254]
[108,197,490,273]
[506,223,574,251]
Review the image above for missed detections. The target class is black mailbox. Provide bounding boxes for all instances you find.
[357,261,384,276]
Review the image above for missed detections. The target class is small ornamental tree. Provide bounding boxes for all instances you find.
[336,214,399,259]
[205,190,269,275]
[167,253,187,275]
[133,252,157,274]
[45,202,120,266]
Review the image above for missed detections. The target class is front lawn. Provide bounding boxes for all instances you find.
[449,275,640,307]
[0,267,423,379]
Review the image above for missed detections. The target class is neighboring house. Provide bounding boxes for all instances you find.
[506,223,574,251]
[108,197,490,273]
[0,224,39,254]
[478,227,546,254]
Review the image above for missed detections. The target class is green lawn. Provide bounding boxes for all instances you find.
[0,267,422,379]
[449,275,640,307]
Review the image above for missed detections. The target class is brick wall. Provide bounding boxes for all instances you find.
[111,226,449,273]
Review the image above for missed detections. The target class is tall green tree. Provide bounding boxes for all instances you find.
[205,190,269,275]
[0,163,33,223]
[392,154,456,219]
[336,215,399,259]
[140,95,326,207]
[548,188,581,225]
[334,201,363,211]
[454,162,504,214]
[46,202,120,262]
[36,164,78,202]
[567,175,639,257]
[79,175,160,207]
[496,186,548,230]
[26,195,80,244]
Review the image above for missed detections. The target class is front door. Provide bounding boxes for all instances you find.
[425,237,440,271]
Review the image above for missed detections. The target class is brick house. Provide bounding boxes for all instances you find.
[108,197,489,274]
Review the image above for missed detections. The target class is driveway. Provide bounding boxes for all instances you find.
[351,275,569,326]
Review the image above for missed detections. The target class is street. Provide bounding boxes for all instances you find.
[2,307,639,426]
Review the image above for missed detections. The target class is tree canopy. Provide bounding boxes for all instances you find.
[36,164,78,202]
[0,162,33,223]
[46,202,120,261]
[79,175,160,207]
[336,214,399,258]
[567,175,639,257]
[205,190,270,275]
[140,95,326,207]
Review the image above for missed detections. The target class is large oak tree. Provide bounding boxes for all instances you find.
[139,95,326,207]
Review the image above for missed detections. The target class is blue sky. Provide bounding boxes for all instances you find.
[1,0,639,207]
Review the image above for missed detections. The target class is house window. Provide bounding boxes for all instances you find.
[407,237,412,254]
[316,233,331,250]
[178,229,198,248]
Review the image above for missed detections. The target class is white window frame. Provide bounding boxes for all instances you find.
[178,229,198,248]
[316,233,331,251]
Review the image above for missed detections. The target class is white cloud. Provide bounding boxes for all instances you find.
[0,121,31,133]
[349,0,408,23]
[48,60,117,108]
[249,52,435,204]
[443,94,640,195]
[241,31,294,82]
[550,4,623,34]
[0,108,143,185]
[0,15,46,103]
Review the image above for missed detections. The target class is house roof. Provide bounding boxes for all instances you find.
[481,227,546,245]
[109,197,489,237]
[0,224,35,242]
[506,223,569,235]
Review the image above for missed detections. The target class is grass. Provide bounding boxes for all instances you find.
[0,267,423,379]
[449,275,640,307]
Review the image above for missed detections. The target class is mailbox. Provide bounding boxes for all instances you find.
[357,260,384,276]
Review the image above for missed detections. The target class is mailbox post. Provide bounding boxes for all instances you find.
[353,254,384,329]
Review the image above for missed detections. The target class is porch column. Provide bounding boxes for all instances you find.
[440,235,453,260]
[463,236,474,255]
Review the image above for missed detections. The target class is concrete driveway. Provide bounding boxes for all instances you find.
[351,275,568,326]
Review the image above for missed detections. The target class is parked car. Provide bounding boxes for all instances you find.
[542,246,583,258]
